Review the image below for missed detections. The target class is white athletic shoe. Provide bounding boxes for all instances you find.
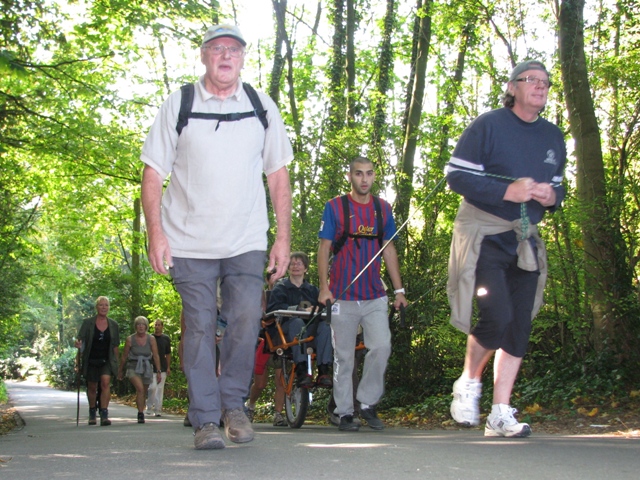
[485,404,531,437]
[450,377,482,426]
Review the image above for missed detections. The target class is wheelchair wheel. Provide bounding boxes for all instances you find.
[282,358,309,428]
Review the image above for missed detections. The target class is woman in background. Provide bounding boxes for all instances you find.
[118,316,162,423]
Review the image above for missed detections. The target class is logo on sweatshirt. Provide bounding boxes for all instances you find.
[544,150,557,166]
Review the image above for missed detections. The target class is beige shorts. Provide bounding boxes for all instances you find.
[126,367,152,385]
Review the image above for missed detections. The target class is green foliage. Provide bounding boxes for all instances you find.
[161,396,189,412]
[1,0,640,413]
[519,349,640,410]
[164,356,188,401]
[0,379,7,403]
[42,349,78,391]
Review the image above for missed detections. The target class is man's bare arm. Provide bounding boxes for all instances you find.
[317,238,334,305]
[141,165,172,275]
[381,241,408,309]
[266,166,292,281]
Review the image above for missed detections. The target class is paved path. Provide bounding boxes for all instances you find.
[1,380,638,479]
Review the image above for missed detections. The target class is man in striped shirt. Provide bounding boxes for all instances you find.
[318,156,408,432]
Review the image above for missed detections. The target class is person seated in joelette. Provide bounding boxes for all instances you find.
[266,251,333,388]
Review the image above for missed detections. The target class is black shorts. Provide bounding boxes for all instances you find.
[471,239,539,357]
[85,361,114,383]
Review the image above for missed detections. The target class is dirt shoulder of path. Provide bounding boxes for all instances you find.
[0,401,22,436]
[3,393,638,438]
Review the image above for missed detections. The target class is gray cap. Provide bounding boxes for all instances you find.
[509,60,549,82]
[202,24,246,46]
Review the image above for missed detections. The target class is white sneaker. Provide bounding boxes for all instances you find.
[450,377,482,426]
[272,411,287,427]
[485,404,531,437]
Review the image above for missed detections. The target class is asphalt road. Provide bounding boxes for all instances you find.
[1,380,638,479]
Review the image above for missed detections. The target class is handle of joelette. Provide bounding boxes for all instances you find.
[388,304,406,328]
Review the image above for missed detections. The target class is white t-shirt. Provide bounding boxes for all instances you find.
[141,78,293,259]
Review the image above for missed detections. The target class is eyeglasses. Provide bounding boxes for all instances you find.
[515,76,552,88]
[203,44,245,58]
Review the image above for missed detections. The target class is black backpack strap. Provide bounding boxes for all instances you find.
[175,82,268,136]
[242,83,269,130]
[332,195,384,255]
[332,195,351,256]
[176,83,195,136]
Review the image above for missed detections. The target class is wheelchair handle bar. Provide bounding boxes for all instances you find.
[388,303,406,328]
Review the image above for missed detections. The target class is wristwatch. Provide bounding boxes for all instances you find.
[394,288,405,295]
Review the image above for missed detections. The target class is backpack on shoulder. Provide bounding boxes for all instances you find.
[332,194,384,256]
[175,82,268,135]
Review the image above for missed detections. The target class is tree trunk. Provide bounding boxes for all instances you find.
[328,0,346,131]
[269,0,287,104]
[131,197,142,321]
[434,23,471,171]
[371,0,396,147]
[396,0,432,225]
[57,291,63,354]
[346,0,356,124]
[559,0,627,349]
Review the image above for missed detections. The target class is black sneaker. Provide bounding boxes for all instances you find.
[338,415,360,431]
[360,406,384,430]
[138,412,145,424]
[316,364,333,388]
[99,408,111,426]
[295,362,314,388]
[88,408,97,425]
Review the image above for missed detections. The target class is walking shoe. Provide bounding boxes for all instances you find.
[338,414,360,431]
[360,406,384,430]
[99,408,111,426]
[450,377,482,426]
[88,408,97,425]
[183,414,192,427]
[222,408,255,443]
[485,404,531,438]
[245,407,255,423]
[316,364,333,388]
[273,411,287,427]
[194,422,226,450]
[329,408,361,427]
[295,362,314,388]
[328,403,340,427]
[329,412,340,427]
[316,374,332,388]
[138,412,145,424]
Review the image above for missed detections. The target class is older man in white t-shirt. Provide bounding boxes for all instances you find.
[141,24,292,450]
